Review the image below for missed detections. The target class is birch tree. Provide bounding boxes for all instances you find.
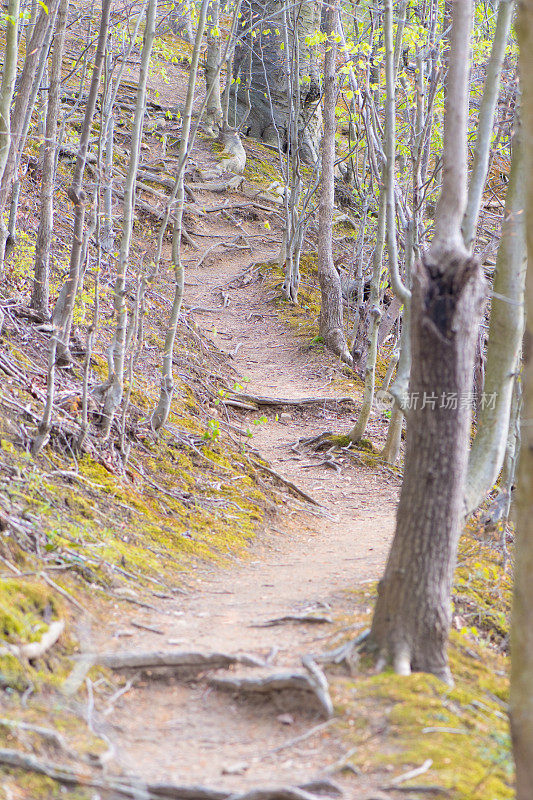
[317,0,351,366]
[511,2,533,794]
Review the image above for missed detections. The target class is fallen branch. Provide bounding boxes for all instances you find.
[228,394,355,410]
[248,457,322,507]
[0,718,101,766]
[387,759,433,787]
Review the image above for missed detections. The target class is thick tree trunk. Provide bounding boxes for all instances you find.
[369,252,485,681]
[317,0,351,365]
[511,3,533,795]
[230,0,321,162]
[367,0,486,681]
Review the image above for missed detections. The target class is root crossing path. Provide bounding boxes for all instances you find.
[95,217,398,797]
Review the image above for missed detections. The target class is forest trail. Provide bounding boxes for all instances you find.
[90,195,399,796]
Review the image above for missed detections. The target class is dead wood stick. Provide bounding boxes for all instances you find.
[260,720,335,759]
[186,176,244,193]
[112,186,198,249]
[0,719,100,765]
[386,759,433,787]
[251,614,333,628]
[248,458,322,507]
[40,572,85,611]
[229,393,355,409]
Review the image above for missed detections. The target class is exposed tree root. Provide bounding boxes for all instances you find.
[250,614,333,628]
[0,748,343,799]
[0,619,64,660]
[210,657,333,719]
[96,649,265,677]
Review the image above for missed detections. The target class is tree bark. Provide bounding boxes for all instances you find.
[0,0,20,203]
[151,0,210,431]
[511,3,533,795]
[317,0,351,365]
[99,0,157,437]
[367,0,486,682]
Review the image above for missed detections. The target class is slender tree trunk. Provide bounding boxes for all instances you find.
[317,0,351,366]
[367,0,486,682]
[0,0,20,199]
[205,0,223,131]
[99,0,157,437]
[464,133,526,515]
[0,0,59,269]
[511,3,533,794]
[151,0,210,431]
[51,0,112,364]
[32,0,69,317]
[461,0,514,250]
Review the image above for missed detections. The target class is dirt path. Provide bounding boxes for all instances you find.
[93,189,399,796]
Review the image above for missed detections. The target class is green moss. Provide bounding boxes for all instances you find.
[0,579,58,642]
[332,525,513,797]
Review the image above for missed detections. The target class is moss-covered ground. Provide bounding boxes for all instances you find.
[325,522,513,798]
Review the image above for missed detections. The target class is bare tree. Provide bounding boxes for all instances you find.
[32,0,69,317]
[317,0,351,366]
[151,0,211,431]
[0,0,59,270]
[0,0,20,198]
[51,0,112,365]
[511,2,533,794]
[464,132,526,515]
[205,0,223,131]
[98,0,158,437]
[366,0,486,682]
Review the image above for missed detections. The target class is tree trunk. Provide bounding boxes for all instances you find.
[317,0,351,365]
[0,0,59,269]
[99,0,157,437]
[0,0,20,201]
[205,0,223,131]
[230,0,321,162]
[511,3,533,794]
[366,0,486,681]
[464,132,526,516]
[32,0,69,316]
[51,0,112,364]
[151,0,210,431]
[461,0,514,250]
